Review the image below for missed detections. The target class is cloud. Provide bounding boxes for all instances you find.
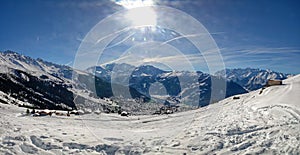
[65,61,73,66]
[105,32,136,49]
[226,47,300,55]
[55,1,121,10]
[97,50,224,73]
[158,32,224,47]
[219,46,300,73]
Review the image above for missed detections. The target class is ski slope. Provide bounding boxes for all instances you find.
[0,75,299,154]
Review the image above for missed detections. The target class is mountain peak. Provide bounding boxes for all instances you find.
[215,68,292,90]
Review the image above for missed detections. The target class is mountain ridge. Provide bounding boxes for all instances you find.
[0,50,292,113]
[215,68,292,91]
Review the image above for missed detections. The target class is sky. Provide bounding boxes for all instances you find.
[0,0,300,74]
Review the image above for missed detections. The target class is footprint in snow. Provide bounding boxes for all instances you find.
[20,143,38,154]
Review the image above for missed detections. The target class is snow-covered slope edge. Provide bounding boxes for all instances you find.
[0,75,299,154]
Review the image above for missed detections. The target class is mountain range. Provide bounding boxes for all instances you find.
[215,68,291,91]
[0,51,292,114]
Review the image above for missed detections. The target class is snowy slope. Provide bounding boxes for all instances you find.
[0,51,72,81]
[0,51,116,112]
[0,75,299,154]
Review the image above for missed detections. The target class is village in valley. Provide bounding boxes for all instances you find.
[21,79,284,119]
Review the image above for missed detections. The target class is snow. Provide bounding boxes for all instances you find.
[141,73,151,77]
[0,52,65,82]
[0,75,299,154]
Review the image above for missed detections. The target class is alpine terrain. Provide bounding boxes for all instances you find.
[0,68,299,154]
[0,51,249,113]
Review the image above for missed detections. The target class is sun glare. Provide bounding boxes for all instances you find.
[114,0,155,9]
[127,7,157,26]
[113,0,157,26]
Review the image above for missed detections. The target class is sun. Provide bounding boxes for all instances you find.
[113,0,157,26]
[126,7,157,26]
[113,0,155,9]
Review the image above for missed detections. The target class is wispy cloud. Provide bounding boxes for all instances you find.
[105,32,136,49]
[219,46,300,73]
[98,51,224,73]
[56,1,121,11]
[158,32,224,47]
[65,61,73,66]
[221,47,300,59]
[223,47,300,55]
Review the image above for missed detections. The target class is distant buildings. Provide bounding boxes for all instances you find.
[267,79,282,86]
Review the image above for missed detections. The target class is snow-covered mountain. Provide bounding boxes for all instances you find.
[1,51,293,114]
[0,51,197,113]
[215,68,292,91]
[0,51,73,79]
[0,51,111,111]
[0,71,299,154]
[88,63,248,107]
[0,51,171,114]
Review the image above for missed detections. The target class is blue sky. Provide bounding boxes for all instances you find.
[0,0,299,74]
